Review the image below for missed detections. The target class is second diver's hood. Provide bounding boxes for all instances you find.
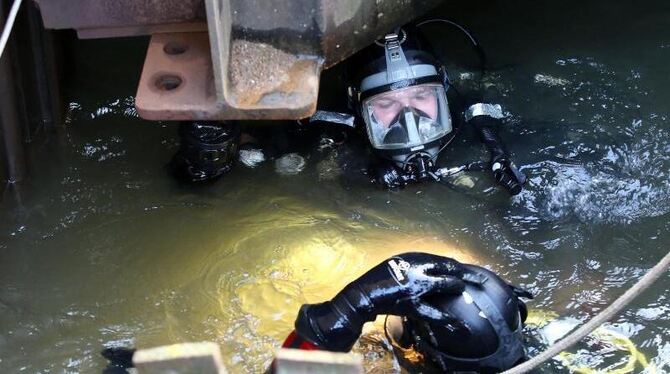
[404,264,527,373]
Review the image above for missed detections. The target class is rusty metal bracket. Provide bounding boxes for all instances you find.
[135,32,321,120]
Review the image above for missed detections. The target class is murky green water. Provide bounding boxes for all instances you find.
[2,1,669,372]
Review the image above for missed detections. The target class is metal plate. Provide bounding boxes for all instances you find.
[135,32,321,120]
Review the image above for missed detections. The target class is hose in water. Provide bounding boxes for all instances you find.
[502,249,670,374]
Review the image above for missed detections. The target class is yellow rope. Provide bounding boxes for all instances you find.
[504,250,669,374]
[526,311,657,373]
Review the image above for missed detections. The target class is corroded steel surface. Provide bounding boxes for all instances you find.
[34,0,206,30]
[228,40,320,109]
[37,0,442,119]
[135,33,220,121]
[320,0,442,67]
[33,0,207,38]
[135,33,320,120]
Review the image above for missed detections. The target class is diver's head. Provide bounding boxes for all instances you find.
[348,26,453,177]
[171,121,240,183]
[403,264,528,373]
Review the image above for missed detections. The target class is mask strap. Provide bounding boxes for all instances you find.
[384,31,414,83]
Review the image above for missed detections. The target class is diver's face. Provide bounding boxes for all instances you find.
[370,86,438,127]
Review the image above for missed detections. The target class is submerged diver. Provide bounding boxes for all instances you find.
[276,252,532,373]
[171,21,526,195]
[97,253,531,373]
[340,23,526,193]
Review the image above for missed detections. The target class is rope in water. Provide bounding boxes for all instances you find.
[502,249,670,374]
[0,0,23,59]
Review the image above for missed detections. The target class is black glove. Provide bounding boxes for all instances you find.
[466,104,526,195]
[491,156,526,195]
[372,161,407,189]
[294,252,467,352]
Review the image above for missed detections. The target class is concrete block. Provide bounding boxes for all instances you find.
[133,342,227,374]
[274,348,363,374]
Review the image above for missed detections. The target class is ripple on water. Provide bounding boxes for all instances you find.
[514,58,670,225]
[169,196,481,372]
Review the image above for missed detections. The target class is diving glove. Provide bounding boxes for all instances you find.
[294,252,467,352]
[465,103,526,195]
[491,157,526,195]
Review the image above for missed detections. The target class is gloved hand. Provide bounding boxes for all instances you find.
[294,252,467,352]
[465,103,526,195]
[491,156,526,195]
[372,161,408,189]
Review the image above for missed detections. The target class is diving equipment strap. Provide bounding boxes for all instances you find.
[309,110,356,128]
[465,103,505,122]
[384,32,414,83]
[466,281,526,369]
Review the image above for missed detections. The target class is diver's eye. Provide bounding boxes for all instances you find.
[412,90,433,101]
[375,100,396,109]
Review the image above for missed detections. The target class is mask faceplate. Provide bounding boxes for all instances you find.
[362,83,452,151]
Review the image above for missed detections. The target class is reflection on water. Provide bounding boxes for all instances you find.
[230,227,476,329]
[171,196,480,372]
[1,0,670,373]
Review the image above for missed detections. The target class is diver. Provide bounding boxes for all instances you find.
[169,120,317,182]
[337,22,526,194]
[276,252,533,373]
[170,21,526,195]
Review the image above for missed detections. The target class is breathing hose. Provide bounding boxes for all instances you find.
[502,249,670,374]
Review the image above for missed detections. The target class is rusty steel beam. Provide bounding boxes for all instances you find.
[33,0,207,38]
[137,0,441,120]
[36,0,443,120]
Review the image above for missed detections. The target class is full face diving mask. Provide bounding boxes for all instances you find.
[358,31,453,173]
[363,83,452,150]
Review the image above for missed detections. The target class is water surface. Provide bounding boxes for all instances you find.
[1,1,669,372]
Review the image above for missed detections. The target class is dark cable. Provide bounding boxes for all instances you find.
[416,18,487,78]
[416,18,488,101]
[383,315,392,345]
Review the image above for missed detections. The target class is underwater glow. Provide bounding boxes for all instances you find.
[233,228,479,339]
